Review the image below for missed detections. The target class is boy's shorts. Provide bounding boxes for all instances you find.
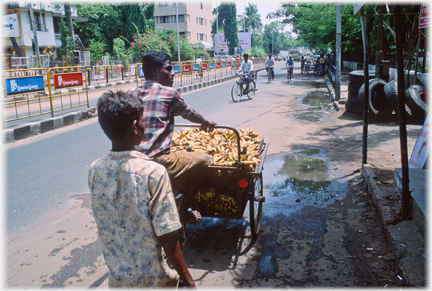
[153,151,212,195]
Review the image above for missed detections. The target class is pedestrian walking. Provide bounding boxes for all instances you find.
[300,56,305,74]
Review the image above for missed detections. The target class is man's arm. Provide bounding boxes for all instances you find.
[186,110,217,130]
[158,231,196,288]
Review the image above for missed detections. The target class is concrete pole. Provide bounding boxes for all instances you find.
[216,3,218,57]
[336,3,341,101]
[28,4,40,67]
[176,2,181,62]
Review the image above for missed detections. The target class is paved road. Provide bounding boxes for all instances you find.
[6,61,405,288]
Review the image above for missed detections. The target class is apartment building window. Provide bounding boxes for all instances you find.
[160,16,170,23]
[197,17,203,25]
[29,12,46,31]
[158,3,168,6]
[176,15,185,23]
[200,2,203,9]
[198,33,204,41]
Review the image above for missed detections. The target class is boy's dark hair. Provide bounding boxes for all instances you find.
[97,90,144,141]
[142,51,172,79]
[243,53,249,58]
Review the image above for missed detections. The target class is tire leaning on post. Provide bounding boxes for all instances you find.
[357,78,392,118]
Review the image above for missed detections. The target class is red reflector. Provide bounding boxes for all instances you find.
[239,179,248,188]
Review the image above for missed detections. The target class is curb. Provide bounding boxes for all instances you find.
[3,74,241,144]
[362,164,425,286]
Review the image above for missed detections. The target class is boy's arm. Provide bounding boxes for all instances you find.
[158,231,195,288]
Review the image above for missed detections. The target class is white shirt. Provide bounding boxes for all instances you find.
[265,57,275,67]
[240,60,253,73]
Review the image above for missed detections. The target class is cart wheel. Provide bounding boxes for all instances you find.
[249,173,263,238]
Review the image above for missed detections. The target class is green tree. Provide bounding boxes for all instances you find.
[212,3,239,55]
[88,40,106,64]
[74,3,154,55]
[59,18,74,59]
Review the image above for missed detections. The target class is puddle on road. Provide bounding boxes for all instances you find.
[262,146,348,218]
[292,91,332,122]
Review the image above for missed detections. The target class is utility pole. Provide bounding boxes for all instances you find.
[176,2,181,62]
[336,3,341,101]
[272,31,274,56]
[64,3,75,50]
[28,3,40,67]
[216,3,218,57]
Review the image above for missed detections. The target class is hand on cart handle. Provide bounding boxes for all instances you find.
[201,121,217,132]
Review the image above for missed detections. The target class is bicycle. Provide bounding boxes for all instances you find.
[287,65,293,82]
[231,73,256,103]
[313,64,321,76]
[266,66,273,83]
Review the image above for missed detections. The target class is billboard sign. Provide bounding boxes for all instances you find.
[201,63,208,70]
[409,113,430,169]
[182,64,191,73]
[3,14,19,37]
[193,64,200,71]
[214,32,251,54]
[173,66,180,74]
[54,73,83,88]
[419,3,429,28]
[209,63,214,69]
[5,76,45,95]
[138,68,144,78]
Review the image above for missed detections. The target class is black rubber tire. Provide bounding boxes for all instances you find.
[405,85,429,119]
[348,92,359,104]
[383,80,399,112]
[249,173,263,238]
[357,78,392,117]
[349,70,376,84]
[368,78,392,117]
[231,82,242,103]
[247,80,256,100]
[345,100,362,115]
[348,82,362,94]
[357,83,366,112]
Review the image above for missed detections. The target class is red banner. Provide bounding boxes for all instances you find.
[54,72,83,88]
[201,63,208,70]
[419,4,429,28]
[216,62,221,68]
[182,64,191,73]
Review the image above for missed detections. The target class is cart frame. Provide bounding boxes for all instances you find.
[174,124,269,237]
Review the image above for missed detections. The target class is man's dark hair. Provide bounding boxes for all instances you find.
[142,51,172,79]
[97,90,144,141]
[243,53,249,58]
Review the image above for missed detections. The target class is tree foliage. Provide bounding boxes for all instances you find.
[59,18,74,58]
[74,3,154,54]
[212,3,239,55]
[268,3,425,65]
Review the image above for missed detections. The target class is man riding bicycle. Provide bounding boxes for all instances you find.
[238,53,254,92]
[265,53,275,80]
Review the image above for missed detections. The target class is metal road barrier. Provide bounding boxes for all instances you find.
[134,57,266,88]
[2,66,89,127]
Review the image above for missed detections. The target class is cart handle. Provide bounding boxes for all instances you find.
[174,123,242,165]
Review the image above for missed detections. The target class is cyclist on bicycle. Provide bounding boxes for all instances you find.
[286,56,294,74]
[265,53,275,80]
[238,53,254,93]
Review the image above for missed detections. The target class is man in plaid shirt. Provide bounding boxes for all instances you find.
[128,51,216,224]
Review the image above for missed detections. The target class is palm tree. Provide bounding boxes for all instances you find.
[242,3,263,48]
[243,3,262,33]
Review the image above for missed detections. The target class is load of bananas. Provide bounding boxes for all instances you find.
[196,187,238,213]
[171,126,263,171]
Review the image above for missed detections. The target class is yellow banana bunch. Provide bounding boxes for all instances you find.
[171,126,263,170]
[196,187,238,213]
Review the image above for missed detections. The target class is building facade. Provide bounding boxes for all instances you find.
[3,2,87,58]
[154,2,213,47]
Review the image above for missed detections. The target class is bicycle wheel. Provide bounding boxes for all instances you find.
[267,69,272,83]
[231,82,242,102]
[289,69,292,81]
[247,81,256,99]
[249,173,263,238]
[314,67,320,76]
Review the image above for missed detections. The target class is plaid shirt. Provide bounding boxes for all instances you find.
[128,80,196,157]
